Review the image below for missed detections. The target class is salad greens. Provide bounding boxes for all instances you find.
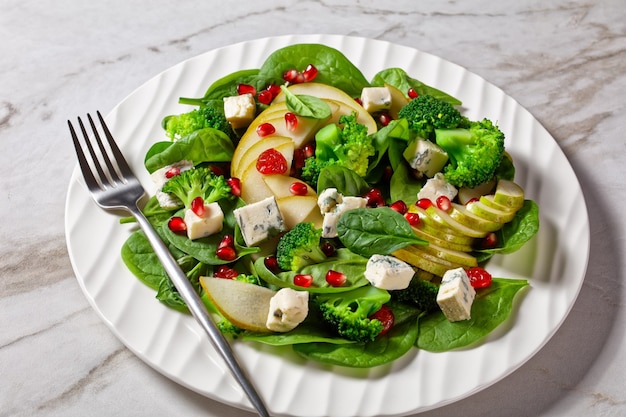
[120,43,540,369]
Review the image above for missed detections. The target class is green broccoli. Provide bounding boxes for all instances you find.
[276,222,326,272]
[163,102,236,142]
[217,317,244,338]
[233,273,260,285]
[435,118,506,188]
[160,166,233,208]
[398,94,467,140]
[390,277,439,312]
[315,285,391,342]
[300,157,337,188]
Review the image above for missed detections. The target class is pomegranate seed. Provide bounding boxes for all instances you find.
[416,198,434,209]
[404,212,421,227]
[436,195,452,212]
[326,270,346,287]
[466,197,479,205]
[216,246,237,261]
[293,148,306,171]
[480,232,499,249]
[237,83,256,96]
[466,267,493,289]
[256,148,288,175]
[354,97,363,106]
[302,64,318,82]
[168,216,187,233]
[218,234,234,249]
[191,196,206,217]
[389,200,408,215]
[383,166,393,182]
[214,265,239,279]
[266,83,282,98]
[294,274,313,288]
[408,88,419,99]
[227,177,241,196]
[320,241,335,257]
[283,69,300,83]
[364,188,385,208]
[264,256,280,272]
[165,166,181,178]
[256,122,276,137]
[257,89,273,105]
[302,143,315,158]
[289,181,308,196]
[284,112,298,131]
[209,165,225,176]
[369,305,395,336]
[378,112,392,126]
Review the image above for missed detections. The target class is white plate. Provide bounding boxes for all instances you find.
[65,34,590,417]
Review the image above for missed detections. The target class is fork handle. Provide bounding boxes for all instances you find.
[129,205,270,417]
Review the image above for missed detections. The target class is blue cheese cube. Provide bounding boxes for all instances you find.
[364,255,415,290]
[150,160,194,209]
[183,202,224,240]
[233,196,286,246]
[417,173,458,203]
[360,87,392,113]
[266,288,309,332]
[321,195,367,238]
[223,93,256,129]
[436,267,476,321]
[317,187,342,214]
[403,139,449,177]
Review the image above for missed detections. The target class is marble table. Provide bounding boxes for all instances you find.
[1,1,625,416]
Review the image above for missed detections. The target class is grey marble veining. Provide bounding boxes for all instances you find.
[1,0,625,416]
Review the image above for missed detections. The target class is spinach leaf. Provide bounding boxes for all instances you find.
[479,200,540,256]
[367,118,411,175]
[144,127,235,173]
[337,207,427,257]
[258,44,370,97]
[389,162,423,204]
[280,85,332,119]
[316,165,370,196]
[417,278,529,352]
[370,68,461,105]
[121,230,168,290]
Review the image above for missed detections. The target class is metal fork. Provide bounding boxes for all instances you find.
[69,111,270,417]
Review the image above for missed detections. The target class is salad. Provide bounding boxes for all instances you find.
[120,43,539,368]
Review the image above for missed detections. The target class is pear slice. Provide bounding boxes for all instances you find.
[424,206,489,238]
[480,194,518,213]
[468,199,517,224]
[410,226,474,252]
[200,277,276,333]
[449,203,503,232]
[416,243,478,268]
[385,83,409,119]
[276,195,323,229]
[393,248,454,277]
[493,179,525,209]
[240,142,295,204]
[233,135,292,179]
[262,174,316,199]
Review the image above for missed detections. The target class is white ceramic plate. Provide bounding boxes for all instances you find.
[65,34,590,417]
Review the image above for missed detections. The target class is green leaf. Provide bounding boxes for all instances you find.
[281,85,332,119]
[417,278,529,352]
[337,207,427,257]
[479,200,540,256]
[370,67,461,105]
[390,162,423,204]
[316,165,370,196]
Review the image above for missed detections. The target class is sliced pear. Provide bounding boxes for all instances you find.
[410,226,474,253]
[416,243,478,268]
[385,83,410,119]
[233,135,292,179]
[240,142,295,204]
[276,195,324,229]
[479,194,518,213]
[457,179,496,205]
[200,277,276,333]
[393,248,453,277]
[493,179,525,209]
[262,175,316,199]
[449,203,503,232]
[468,199,517,224]
[424,206,489,238]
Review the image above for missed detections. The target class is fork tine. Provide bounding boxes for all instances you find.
[77,116,111,189]
[96,111,135,179]
[69,119,100,192]
[88,113,124,184]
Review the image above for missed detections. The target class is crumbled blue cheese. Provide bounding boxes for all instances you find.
[436,267,476,321]
[317,187,342,214]
[364,254,415,290]
[150,160,194,209]
[223,93,256,129]
[417,173,458,203]
[320,194,367,238]
[266,288,309,332]
[403,139,449,177]
[360,87,392,113]
[183,202,224,240]
[233,196,286,246]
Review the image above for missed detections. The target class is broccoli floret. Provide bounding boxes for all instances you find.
[218,318,244,338]
[163,102,236,142]
[276,222,326,272]
[398,94,467,140]
[300,157,337,188]
[390,277,439,312]
[160,166,233,208]
[435,118,506,188]
[234,274,260,285]
[315,285,391,342]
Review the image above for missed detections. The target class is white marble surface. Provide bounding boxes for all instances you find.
[1,1,625,416]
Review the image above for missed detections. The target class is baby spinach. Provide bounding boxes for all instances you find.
[280,85,332,119]
[337,207,426,257]
[478,200,540,256]
[370,67,461,105]
[316,165,370,196]
[417,278,529,352]
[390,162,423,205]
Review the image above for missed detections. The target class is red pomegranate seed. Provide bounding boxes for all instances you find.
[404,212,421,227]
[289,181,308,196]
[383,166,393,182]
[168,216,187,233]
[364,188,385,208]
[214,265,239,279]
[283,69,301,83]
[256,122,276,137]
[256,148,288,175]
[369,305,395,336]
[292,148,306,171]
[354,97,363,106]
[216,246,237,261]
[294,274,313,288]
[227,177,241,196]
[416,198,434,209]
[436,195,452,212]
[165,166,181,178]
[320,241,335,257]
[302,64,318,82]
[302,143,315,158]
[257,89,273,105]
[466,267,493,289]
[285,112,298,131]
[378,112,392,126]
[465,197,479,205]
[218,234,234,249]
[480,232,498,249]
[191,196,206,217]
[209,165,225,176]
[326,270,346,287]
[408,88,419,99]
[264,256,279,272]
[266,83,282,98]
[389,200,408,215]
[237,83,256,96]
